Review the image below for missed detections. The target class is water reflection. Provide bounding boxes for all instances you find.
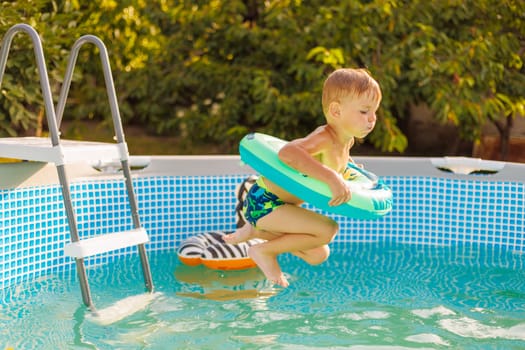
[174,264,279,301]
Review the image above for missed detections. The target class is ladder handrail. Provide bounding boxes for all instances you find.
[0,24,61,146]
[56,34,154,294]
[56,35,127,146]
[56,34,144,227]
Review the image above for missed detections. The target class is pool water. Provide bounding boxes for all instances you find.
[1,242,525,349]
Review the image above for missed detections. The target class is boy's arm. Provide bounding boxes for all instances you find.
[278,130,351,206]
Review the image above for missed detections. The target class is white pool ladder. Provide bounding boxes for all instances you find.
[0,24,154,310]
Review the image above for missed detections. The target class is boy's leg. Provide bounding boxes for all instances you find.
[224,223,290,244]
[223,224,255,244]
[292,245,330,265]
[249,204,338,286]
[225,223,331,265]
[225,229,331,265]
[256,204,338,252]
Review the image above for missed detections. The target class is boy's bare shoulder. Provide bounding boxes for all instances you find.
[304,125,333,140]
[286,125,334,154]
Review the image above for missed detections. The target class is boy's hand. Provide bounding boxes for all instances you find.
[328,175,352,206]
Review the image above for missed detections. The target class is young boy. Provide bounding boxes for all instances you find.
[224,68,382,287]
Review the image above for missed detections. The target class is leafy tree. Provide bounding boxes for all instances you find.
[1,0,523,158]
[127,0,407,152]
[0,0,163,138]
[387,0,525,158]
[0,0,72,136]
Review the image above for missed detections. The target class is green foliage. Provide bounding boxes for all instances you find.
[394,0,525,145]
[1,0,523,155]
[0,1,55,136]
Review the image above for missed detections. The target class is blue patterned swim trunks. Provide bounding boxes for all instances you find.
[243,177,285,227]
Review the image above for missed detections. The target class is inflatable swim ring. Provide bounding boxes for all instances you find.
[177,231,264,270]
[239,133,393,219]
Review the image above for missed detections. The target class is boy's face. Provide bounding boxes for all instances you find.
[335,93,379,138]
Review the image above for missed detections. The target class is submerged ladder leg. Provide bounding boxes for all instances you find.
[75,259,93,308]
[122,160,154,292]
[57,164,95,309]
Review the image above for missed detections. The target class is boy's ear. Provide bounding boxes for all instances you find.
[328,101,340,118]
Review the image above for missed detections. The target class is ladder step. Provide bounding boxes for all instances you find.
[0,137,125,164]
[64,228,149,258]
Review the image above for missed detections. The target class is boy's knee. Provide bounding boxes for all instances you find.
[307,245,330,265]
[321,219,339,244]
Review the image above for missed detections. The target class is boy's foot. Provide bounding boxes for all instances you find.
[223,225,255,244]
[249,246,289,288]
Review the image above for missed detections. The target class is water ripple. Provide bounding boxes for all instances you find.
[1,243,524,349]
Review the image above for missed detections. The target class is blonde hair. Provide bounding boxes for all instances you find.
[322,68,382,115]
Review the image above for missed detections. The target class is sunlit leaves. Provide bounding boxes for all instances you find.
[307,47,345,69]
[1,0,523,155]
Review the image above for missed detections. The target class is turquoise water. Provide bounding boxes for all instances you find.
[1,242,525,349]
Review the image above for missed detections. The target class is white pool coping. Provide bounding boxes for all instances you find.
[0,155,523,190]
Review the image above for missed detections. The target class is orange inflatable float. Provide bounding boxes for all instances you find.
[177,231,263,270]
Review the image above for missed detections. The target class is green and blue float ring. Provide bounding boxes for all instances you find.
[239,133,393,220]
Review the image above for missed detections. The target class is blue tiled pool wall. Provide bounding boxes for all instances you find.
[0,173,524,291]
